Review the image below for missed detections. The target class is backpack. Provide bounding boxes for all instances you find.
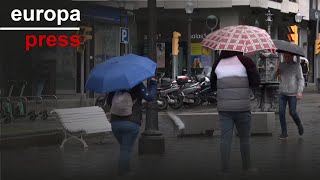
[110,91,137,116]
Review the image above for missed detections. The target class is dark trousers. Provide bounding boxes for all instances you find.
[278,94,302,134]
[219,111,252,172]
[111,120,139,175]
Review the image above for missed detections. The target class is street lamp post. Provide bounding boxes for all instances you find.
[206,15,218,64]
[138,0,165,155]
[314,12,319,92]
[185,0,194,77]
[295,10,303,47]
[265,10,273,35]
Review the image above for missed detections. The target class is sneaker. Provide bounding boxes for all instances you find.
[298,124,304,136]
[278,133,288,140]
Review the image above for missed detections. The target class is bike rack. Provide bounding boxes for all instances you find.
[41,95,58,118]
[0,96,28,123]
[9,96,28,117]
[22,96,44,120]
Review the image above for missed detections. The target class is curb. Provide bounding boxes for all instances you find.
[0,129,63,149]
[0,129,110,149]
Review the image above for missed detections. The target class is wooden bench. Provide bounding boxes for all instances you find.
[51,106,112,149]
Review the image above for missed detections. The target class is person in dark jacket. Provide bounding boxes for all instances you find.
[107,79,157,176]
[210,50,261,175]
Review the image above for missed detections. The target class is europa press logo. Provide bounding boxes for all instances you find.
[0,8,91,51]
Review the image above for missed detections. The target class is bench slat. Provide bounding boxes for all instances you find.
[53,107,103,113]
[58,115,108,122]
[63,122,111,133]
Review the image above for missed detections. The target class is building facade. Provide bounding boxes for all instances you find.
[110,0,309,77]
[1,0,312,98]
[309,0,320,83]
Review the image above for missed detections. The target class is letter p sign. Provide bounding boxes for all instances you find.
[120,27,129,44]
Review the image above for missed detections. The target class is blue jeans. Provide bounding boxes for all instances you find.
[111,120,140,175]
[278,94,302,134]
[219,111,252,172]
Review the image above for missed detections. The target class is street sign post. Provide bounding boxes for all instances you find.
[314,12,320,93]
[120,27,129,44]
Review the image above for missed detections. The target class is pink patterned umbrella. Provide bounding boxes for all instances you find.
[201,25,277,54]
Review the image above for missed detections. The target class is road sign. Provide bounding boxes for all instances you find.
[120,27,129,44]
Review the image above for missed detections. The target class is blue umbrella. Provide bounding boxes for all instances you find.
[86,54,157,93]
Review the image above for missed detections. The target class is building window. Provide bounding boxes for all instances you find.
[289,0,296,2]
[269,0,283,2]
[94,22,120,64]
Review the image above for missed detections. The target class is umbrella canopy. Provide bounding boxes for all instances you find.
[201,25,277,54]
[86,54,157,93]
[273,39,305,57]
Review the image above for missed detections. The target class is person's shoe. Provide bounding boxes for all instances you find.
[278,133,288,140]
[298,124,304,136]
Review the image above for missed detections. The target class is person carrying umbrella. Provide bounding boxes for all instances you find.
[107,78,157,176]
[275,51,304,140]
[86,54,158,177]
[272,40,305,139]
[201,25,276,176]
[210,50,261,175]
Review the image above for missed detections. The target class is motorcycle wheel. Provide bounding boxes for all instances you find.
[41,110,48,120]
[184,95,201,108]
[168,92,183,109]
[28,112,37,121]
[157,97,168,110]
[198,96,206,105]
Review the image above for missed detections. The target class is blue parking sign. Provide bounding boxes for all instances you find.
[120,27,129,44]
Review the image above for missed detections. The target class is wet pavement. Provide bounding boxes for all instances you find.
[1,88,320,180]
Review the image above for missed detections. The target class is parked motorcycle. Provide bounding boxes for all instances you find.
[157,95,168,110]
[174,75,202,108]
[156,73,184,110]
[159,84,183,109]
[194,75,217,105]
[199,86,217,105]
